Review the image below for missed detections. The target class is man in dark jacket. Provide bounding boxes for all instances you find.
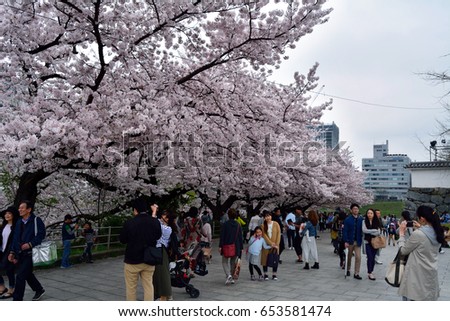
[119,198,162,301]
[343,203,364,280]
[8,201,46,301]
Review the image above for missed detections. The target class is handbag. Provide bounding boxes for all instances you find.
[143,246,163,265]
[371,235,386,249]
[266,248,279,269]
[32,217,57,267]
[385,250,408,287]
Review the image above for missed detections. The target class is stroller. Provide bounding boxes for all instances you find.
[169,259,200,298]
[170,241,208,298]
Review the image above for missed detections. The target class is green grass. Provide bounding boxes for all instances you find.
[360,201,404,217]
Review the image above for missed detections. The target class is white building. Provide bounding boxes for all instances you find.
[362,140,411,200]
[405,161,450,188]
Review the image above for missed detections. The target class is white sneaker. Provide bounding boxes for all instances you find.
[439,249,445,254]
[375,260,383,264]
[225,275,233,285]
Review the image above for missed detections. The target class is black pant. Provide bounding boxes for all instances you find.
[338,240,346,265]
[13,254,43,301]
[294,234,303,256]
[263,265,278,273]
[82,242,94,261]
[286,229,295,248]
[249,263,262,276]
[279,237,285,258]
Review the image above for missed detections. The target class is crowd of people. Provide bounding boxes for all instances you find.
[1,199,449,301]
[216,203,448,302]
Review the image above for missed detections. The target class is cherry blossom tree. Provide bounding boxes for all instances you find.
[0,0,371,218]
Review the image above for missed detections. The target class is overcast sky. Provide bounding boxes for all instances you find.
[271,0,450,168]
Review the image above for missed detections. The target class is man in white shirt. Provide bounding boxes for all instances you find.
[285,207,302,250]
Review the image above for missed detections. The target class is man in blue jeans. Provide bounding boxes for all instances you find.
[61,214,78,268]
[8,201,46,301]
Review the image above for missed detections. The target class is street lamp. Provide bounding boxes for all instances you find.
[429,139,450,161]
[430,141,437,161]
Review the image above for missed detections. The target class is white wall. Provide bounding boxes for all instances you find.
[410,169,450,188]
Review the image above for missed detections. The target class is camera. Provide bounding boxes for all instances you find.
[406,221,414,228]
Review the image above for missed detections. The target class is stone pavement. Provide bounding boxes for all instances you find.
[21,231,450,301]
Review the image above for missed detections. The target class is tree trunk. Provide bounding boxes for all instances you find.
[246,200,265,216]
[197,190,238,221]
[14,170,52,208]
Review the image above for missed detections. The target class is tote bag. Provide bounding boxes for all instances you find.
[232,258,241,280]
[266,249,279,269]
[385,250,408,287]
[32,241,58,267]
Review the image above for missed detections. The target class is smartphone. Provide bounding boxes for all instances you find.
[406,221,414,228]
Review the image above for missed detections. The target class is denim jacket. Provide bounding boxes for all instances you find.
[301,221,317,238]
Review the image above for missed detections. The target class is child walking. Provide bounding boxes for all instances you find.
[247,226,273,281]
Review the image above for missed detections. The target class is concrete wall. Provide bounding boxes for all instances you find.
[410,169,450,188]
[405,187,450,214]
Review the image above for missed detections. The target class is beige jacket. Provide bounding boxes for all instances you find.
[397,227,440,301]
[260,221,281,267]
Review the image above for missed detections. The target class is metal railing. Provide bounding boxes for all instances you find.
[46,221,224,254]
[46,226,123,252]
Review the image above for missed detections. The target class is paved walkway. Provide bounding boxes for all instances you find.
[21,231,450,301]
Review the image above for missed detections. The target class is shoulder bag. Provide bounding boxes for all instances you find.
[143,245,163,265]
[222,225,239,258]
[32,218,58,267]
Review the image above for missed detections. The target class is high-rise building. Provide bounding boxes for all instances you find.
[316,122,339,149]
[362,140,411,200]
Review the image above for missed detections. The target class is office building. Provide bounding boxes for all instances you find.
[316,122,339,149]
[362,140,411,200]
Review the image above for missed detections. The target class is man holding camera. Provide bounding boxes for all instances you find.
[61,214,79,269]
[119,199,161,301]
